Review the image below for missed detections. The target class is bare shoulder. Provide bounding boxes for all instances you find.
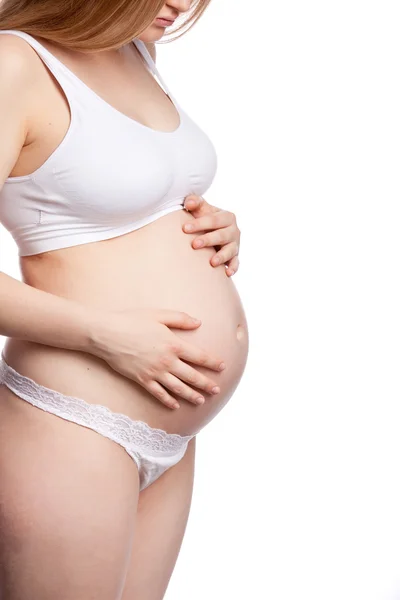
[0,33,43,87]
[144,41,157,63]
[0,34,45,185]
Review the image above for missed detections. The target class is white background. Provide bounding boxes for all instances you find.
[159,1,400,599]
[1,1,400,599]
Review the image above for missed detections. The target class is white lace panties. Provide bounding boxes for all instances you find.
[0,354,194,491]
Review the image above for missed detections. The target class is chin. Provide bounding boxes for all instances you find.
[138,24,166,44]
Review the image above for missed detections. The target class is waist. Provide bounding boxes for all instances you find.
[19,209,238,310]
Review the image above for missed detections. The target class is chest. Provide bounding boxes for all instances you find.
[47,105,218,221]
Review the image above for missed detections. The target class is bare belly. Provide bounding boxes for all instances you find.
[2,209,249,436]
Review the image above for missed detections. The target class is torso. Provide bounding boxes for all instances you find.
[1,32,249,437]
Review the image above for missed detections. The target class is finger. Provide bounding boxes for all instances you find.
[183,195,203,210]
[184,196,221,216]
[192,225,238,249]
[177,342,226,373]
[183,211,233,234]
[184,195,215,210]
[210,241,239,267]
[226,256,240,276]
[171,361,221,396]
[184,195,209,216]
[157,372,206,405]
[144,380,180,409]
[156,310,202,329]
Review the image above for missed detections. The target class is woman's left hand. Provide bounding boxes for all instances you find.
[182,194,240,277]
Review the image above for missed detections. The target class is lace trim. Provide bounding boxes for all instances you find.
[0,355,194,456]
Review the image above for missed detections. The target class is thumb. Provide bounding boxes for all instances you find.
[156,309,201,329]
[184,194,202,210]
[184,195,215,217]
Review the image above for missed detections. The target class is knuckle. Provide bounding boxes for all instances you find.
[141,368,155,382]
[197,353,208,366]
[159,354,173,368]
[173,385,183,395]
[218,231,227,244]
[167,342,182,355]
[216,251,226,263]
[186,373,198,385]
[148,384,164,399]
[145,365,157,376]
[136,372,146,385]
[155,389,165,400]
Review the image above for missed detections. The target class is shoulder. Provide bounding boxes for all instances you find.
[0,34,42,183]
[0,33,46,146]
[144,41,157,63]
[0,33,42,88]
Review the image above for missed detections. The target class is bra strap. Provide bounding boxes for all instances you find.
[0,29,69,76]
[133,39,175,100]
[0,28,77,112]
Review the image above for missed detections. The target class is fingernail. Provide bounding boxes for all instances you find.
[212,386,220,394]
[219,362,226,371]
[212,257,221,265]
[193,240,204,248]
[173,402,180,409]
[196,397,205,405]
[184,224,194,232]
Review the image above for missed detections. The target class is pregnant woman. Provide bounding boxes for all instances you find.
[0,0,249,598]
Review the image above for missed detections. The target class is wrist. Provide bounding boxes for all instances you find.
[83,307,111,360]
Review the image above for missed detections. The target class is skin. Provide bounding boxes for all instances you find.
[183,194,241,277]
[0,1,248,599]
[143,19,241,277]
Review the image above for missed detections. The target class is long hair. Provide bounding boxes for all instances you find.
[0,0,211,52]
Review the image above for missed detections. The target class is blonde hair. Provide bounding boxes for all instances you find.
[0,0,211,52]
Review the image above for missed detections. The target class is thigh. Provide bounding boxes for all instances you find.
[0,385,140,600]
[121,436,197,600]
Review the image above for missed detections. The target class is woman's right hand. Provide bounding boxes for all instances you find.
[88,307,226,409]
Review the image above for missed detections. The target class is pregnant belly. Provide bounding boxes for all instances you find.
[4,209,249,436]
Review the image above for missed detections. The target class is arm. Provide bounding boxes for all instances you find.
[0,36,224,408]
[0,272,95,352]
[0,35,97,354]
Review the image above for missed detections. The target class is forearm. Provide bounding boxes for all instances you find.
[0,271,99,353]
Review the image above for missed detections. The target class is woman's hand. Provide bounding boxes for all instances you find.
[88,307,226,410]
[182,194,241,277]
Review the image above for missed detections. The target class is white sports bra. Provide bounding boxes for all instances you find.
[0,30,218,256]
